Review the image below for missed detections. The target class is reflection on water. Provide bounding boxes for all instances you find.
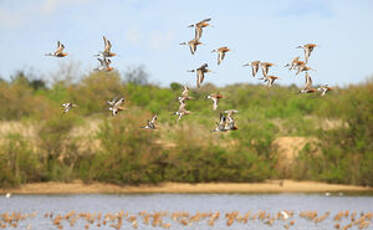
[0,193,372,230]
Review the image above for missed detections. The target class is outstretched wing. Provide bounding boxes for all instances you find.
[305,72,312,89]
[196,18,212,26]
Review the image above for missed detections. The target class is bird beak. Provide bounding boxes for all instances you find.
[211,50,216,53]
[242,63,249,67]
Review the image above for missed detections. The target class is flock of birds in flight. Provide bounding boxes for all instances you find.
[45,17,333,133]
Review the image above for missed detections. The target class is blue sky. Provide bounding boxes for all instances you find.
[1,0,373,87]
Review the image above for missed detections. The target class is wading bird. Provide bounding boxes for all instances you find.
[141,115,158,129]
[243,60,261,78]
[297,43,317,63]
[317,84,333,96]
[264,75,280,88]
[260,62,275,78]
[107,97,125,116]
[299,72,317,94]
[173,103,191,122]
[224,110,238,130]
[45,41,68,57]
[212,113,228,132]
[284,56,300,71]
[177,96,193,104]
[211,46,230,65]
[181,85,190,97]
[206,94,223,110]
[61,103,77,113]
[188,18,212,40]
[95,57,113,72]
[179,39,203,55]
[96,36,116,57]
[296,63,315,75]
[187,63,212,88]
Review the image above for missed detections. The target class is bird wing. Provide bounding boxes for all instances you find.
[151,115,158,123]
[261,64,268,77]
[182,88,189,97]
[252,64,259,77]
[55,41,64,55]
[114,97,125,107]
[304,49,310,63]
[219,113,226,124]
[195,27,203,40]
[305,73,312,89]
[189,42,195,55]
[103,36,112,52]
[196,18,211,26]
[198,70,205,85]
[212,98,218,110]
[97,58,105,66]
[178,102,186,112]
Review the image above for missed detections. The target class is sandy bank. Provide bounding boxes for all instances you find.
[1,180,372,195]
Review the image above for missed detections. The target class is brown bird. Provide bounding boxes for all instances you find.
[45,41,68,57]
[181,85,190,97]
[206,94,223,110]
[297,43,317,63]
[107,97,125,116]
[95,57,113,72]
[188,18,212,40]
[296,63,315,75]
[260,62,275,78]
[96,36,116,57]
[187,63,212,88]
[224,110,238,131]
[265,75,280,88]
[211,46,230,65]
[243,60,261,78]
[173,103,191,122]
[141,114,158,129]
[179,39,203,55]
[284,56,300,71]
[317,84,333,96]
[299,72,317,94]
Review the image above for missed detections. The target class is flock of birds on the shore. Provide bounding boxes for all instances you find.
[46,17,333,133]
[0,209,371,230]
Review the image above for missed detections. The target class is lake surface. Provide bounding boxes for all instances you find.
[1,193,372,230]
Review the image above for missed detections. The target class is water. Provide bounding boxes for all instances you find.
[1,193,372,230]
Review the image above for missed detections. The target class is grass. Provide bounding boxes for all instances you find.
[0,69,372,187]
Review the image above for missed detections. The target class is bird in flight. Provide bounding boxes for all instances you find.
[243,60,261,78]
[211,46,230,65]
[299,72,317,94]
[187,63,212,88]
[179,39,203,55]
[206,94,223,110]
[96,36,116,58]
[141,115,158,129]
[61,102,77,113]
[296,43,317,64]
[107,97,125,116]
[187,18,212,40]
[45,41,68,57]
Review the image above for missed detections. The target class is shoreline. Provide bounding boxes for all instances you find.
[1,180,372,195]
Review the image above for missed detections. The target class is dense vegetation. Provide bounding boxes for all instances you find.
[0,68,372,188]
